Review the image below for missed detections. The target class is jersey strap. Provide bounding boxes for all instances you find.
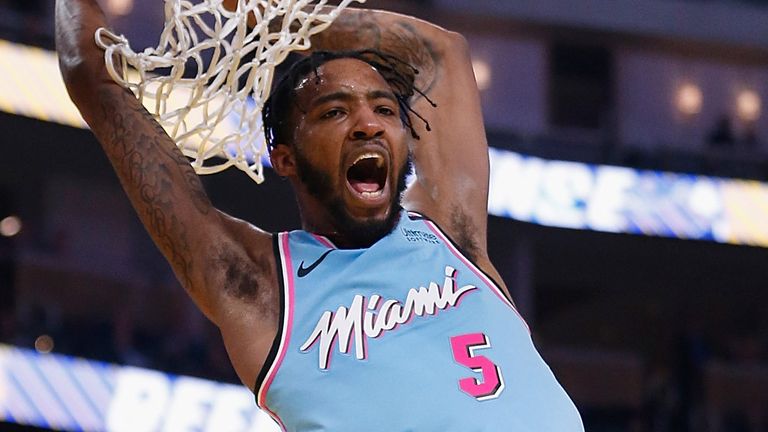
[407,211,529,332]
[254,232,296,431]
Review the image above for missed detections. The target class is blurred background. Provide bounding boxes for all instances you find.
[0,0,767,431]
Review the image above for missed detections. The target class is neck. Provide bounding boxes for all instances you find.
[292,181,403,249]
[299,201,403,249]
[297,200,340,238]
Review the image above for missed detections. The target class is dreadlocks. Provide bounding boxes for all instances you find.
[262,49,436,151]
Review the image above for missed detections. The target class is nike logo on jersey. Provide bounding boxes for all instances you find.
[297,249,333,278]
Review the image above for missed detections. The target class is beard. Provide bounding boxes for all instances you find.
[295,150,412,247]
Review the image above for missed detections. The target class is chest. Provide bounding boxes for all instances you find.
[257,217,583,431]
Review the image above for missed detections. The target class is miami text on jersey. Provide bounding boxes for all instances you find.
[300,266,477,369]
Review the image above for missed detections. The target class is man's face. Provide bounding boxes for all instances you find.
[289,58,412,245]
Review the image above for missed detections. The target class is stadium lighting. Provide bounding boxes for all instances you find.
[472,58,492,91]
[0,216,21,237]
[676,83,703,116]
[106,0,134,16]
[34,335,54,354]
[737,89,761,122]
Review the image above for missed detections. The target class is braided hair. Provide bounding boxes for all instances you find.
[262,49,435,152]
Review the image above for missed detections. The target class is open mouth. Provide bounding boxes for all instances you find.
[346,153,388,199]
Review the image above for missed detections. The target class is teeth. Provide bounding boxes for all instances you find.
[354,153,384,167]
[361,190,384,198]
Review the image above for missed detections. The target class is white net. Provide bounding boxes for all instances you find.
[95,0,364,183]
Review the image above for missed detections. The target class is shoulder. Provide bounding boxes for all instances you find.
[405,206,513,302]
[404,207,483,263]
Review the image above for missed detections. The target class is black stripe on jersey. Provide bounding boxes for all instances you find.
[411,211,515,307]
[253,233,286,397]
[406,211,426,221]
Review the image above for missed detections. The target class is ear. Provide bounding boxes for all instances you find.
[270,144,297,177]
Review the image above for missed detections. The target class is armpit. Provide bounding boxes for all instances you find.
[216,246,277,314]
[450,207,481,263]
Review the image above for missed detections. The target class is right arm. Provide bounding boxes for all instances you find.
[55,0,279,385]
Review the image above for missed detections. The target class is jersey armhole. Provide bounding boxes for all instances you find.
[407,211,507,296]
[252,233,293,431]
[252,234,286,395]
[409,211,530,332]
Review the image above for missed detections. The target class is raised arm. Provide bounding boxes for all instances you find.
[309,8,492,263]
[54,0,277,329]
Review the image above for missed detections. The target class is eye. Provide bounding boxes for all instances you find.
[376,106,396,116]
[321,108,345,119]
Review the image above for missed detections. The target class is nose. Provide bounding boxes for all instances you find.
[349,108,385,140]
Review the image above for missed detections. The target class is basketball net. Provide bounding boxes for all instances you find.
[95,0,364,183]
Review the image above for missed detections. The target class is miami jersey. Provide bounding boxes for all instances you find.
[255,211,583,431]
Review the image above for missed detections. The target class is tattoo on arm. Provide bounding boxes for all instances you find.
[382,21,440,94]
[95,88,212,291]
[310,11,441,94]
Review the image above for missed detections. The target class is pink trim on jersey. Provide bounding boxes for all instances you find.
[257,233,295,431]
[311,233,337,249]
[420,217,531,334]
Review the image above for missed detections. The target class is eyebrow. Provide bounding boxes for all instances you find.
[309,89,398,109]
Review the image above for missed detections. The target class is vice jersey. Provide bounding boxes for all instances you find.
[255,211,583,431]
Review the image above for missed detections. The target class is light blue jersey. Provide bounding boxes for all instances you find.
[255,211,583,431]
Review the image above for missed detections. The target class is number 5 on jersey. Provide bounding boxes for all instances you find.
[450,333,505,401]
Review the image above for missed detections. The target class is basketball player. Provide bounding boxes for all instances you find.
[56,0,584,429]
